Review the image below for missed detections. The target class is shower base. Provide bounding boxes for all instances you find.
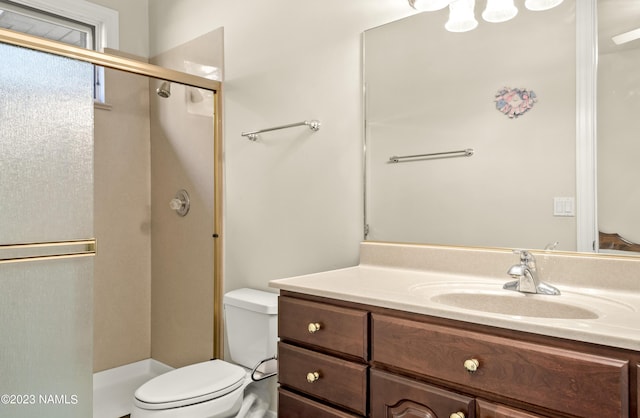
[93,359,173,418]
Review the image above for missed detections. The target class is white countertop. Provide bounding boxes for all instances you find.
[270,264,640,351]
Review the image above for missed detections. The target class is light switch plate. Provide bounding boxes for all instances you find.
[554,197,575,217]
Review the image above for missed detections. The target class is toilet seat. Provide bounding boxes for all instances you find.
[134,360,247,410]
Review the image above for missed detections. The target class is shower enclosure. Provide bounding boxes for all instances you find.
[0,28,223,417]
[0,41,95,418]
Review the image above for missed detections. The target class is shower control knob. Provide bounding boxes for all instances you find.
[450,412,465,418]
[463,358,479,373]
[307,322,322,333]
[169,198,183,210]
[169,189,190,216]
[306,371,320,383]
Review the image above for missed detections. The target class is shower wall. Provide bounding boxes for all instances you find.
[93,50,152,372]
[94,30,222,371]
[149,28,223,368]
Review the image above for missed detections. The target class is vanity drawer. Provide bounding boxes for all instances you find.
[278,296,368,359]
[278,388,362,418]
[278,342,368,415]
[476,399,549,418]
[372,314,629,418]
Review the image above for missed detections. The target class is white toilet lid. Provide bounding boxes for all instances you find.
[134,360,247,410]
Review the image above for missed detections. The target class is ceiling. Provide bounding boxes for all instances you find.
[0,0,638,53]
[598,0,640,54]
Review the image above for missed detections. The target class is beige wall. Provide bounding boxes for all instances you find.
[82,0,150,372]
[88,0,149,57]
[149,29,223,368]
[148,0,413,296]
[598,48,640,244]
[93,56,151,372]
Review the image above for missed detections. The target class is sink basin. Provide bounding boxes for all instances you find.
[408,281,635,320]
[430,292,599,319]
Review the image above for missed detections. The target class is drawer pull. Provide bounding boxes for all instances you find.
[306,371,321,383]
[450,412,465,418]
[307,322,322,333]
[463,358,479,373]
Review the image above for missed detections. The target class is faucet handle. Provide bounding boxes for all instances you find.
[512,249,533,263]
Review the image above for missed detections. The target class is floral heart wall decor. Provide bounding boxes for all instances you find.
[495,87,537,119]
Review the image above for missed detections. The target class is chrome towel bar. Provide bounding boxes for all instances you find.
[241,120,321,141]
[389,148,474,163]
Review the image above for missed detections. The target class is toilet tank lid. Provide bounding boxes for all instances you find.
[223,288,278,314]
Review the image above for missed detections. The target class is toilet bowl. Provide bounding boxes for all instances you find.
[131,288,278,418]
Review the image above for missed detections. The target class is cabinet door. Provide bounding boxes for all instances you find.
[477,399,548,418]
[371,369,474,418]
[637,363,639,417]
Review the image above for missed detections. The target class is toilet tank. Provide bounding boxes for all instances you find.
[223,288,278,369]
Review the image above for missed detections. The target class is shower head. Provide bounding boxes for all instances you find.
[156,81,171,98]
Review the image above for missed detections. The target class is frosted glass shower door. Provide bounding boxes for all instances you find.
[0,43,94,417]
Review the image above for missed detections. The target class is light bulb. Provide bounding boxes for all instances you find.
[524,0,563,11]
[409,0,453,11]
[445,0,478,33]
[482,0,518,23]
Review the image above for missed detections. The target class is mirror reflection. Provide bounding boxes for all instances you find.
[597,0,640,253]
[364,0,640,255]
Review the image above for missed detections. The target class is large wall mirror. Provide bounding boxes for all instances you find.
[364,0,640,255]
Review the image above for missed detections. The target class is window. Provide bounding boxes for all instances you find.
[0,0,119,102]
[0,1,95,48]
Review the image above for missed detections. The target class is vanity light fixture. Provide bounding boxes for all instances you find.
[482,0,518,23]
[408,0,564,33]
[445,0,478,33]
[408,0,453,11]
[524,0,564,11]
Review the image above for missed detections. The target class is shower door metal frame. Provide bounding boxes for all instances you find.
[0,27,226,359]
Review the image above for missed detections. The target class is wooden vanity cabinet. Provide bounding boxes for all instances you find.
[277,292,638,418]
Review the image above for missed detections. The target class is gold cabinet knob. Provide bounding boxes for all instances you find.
[307,322,322,333]
[450,412,465,418]
[463,358,479,373]
[306,371,320,383]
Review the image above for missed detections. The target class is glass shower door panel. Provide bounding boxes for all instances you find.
[0,258,93,417]
[0,43,94,417]
[0,42,94,244]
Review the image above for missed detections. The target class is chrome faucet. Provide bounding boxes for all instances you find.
[503,250,561,295]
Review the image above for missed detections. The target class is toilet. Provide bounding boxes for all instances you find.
[131,288,279,418]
